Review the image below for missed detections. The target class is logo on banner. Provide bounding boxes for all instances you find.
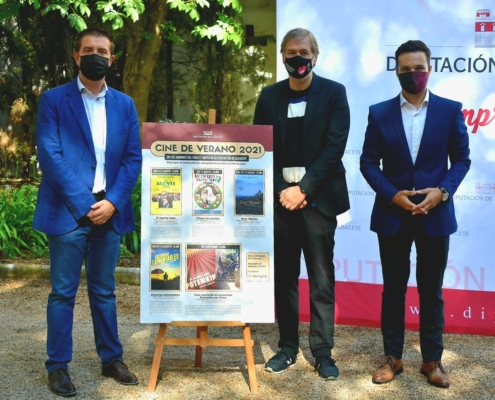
[475,9,495,47]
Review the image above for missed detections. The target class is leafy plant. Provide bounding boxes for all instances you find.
[0,180,143,260]
[120,174,141,254]
[0,184,49,259]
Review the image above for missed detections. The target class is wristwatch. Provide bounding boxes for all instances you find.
[298,185,307,195]
[437,186,449,201]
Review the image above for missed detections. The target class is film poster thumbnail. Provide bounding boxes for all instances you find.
[235,169,265,216]
[150,244,181,291]
[192,169,223,216]
[186,244,241,291]
[150,168,182,215]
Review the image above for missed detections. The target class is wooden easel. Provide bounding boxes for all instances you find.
[147,321,257,392]
[147,109,258,393]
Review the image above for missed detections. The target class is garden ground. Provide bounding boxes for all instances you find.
[1,278,494,399]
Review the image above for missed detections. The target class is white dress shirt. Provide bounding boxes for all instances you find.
[77,76,107,193]
[400,90,429,164]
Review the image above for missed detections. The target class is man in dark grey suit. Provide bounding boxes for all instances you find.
[253,28,350,380]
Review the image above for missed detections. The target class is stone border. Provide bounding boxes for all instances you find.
[0,263,140,285]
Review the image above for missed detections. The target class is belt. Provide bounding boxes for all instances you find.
[93,190,106,202]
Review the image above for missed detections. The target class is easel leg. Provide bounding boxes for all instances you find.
[243,324,258,393]
[148,324,167,392]
[195,326,208,367]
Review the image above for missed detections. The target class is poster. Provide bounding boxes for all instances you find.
[140,123,274,323]
[150,168,182,215]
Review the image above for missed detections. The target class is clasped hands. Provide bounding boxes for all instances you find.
[279,186,308,211]
[87,200,116,225]
[391,187,442,215]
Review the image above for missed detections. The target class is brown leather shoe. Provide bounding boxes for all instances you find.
[420,360,449,388]
[372,355,403,384]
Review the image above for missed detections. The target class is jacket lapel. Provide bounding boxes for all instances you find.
[415,91,438,164]
[277,81,290,152]
[303,73,319,142]
[66,79,96,159]
[105,88,116,162]
[391,95,414,167]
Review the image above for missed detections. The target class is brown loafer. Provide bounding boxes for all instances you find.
[420,360,449,388]
[372,355,403,384]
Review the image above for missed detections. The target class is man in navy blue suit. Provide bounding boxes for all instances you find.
[34,28,142,397]
[360,40,470,388]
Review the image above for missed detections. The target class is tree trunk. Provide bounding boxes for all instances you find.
[165,38,173,120]
[123,0,169,127]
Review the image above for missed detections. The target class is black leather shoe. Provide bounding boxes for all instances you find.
[102,360,139,385]
[48,368,77,397]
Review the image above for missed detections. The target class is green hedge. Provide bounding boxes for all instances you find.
[0,178,142,260]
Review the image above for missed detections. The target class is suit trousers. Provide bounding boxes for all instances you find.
[274,202,337,358]
[45,221,123,373]
[378,214,449,362]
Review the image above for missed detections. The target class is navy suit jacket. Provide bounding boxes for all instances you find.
[360,92,471,237]
[253,73,350,217]
[33,78,142,235]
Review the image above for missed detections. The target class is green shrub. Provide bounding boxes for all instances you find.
[0,177,143,260]
[120,174,142,254]
[0,185,49,259]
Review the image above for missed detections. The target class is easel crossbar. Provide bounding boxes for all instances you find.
[159,338,251,347]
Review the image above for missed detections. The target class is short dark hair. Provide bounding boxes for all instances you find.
[280,28,319,56]
[395,40,431,68]
[75,28,114,55]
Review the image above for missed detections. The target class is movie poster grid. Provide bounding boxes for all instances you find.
[186,244,241,292]
[234,169,265,216]
[192,169,224,216]
[150,168,182,215]
[150,243,181,291]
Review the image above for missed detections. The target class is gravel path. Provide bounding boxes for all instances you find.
[1,278,494,399]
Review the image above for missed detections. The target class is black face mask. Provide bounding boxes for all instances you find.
[79,53,110,81]
[284,55,313,79]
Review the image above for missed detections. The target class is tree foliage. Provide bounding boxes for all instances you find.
[168,0,243,47]
[0,0,145,31]
[148,3,270,124]
[0,6,75,177]
[1,0,246,125]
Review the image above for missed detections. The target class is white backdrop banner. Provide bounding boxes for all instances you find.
[277,0,495,335]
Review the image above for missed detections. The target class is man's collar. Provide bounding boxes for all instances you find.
[77,75,108,97]
[400,89,429,108]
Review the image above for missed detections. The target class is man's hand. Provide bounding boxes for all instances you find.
[412,188,442,215]
[87,200,116,225]
[391,190,417,211]
[279,186,307,211]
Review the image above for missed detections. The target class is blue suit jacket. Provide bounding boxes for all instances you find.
[360,92,470,237]
[33,78,142,235]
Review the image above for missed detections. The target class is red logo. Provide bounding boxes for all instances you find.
[475,9,495,48]
[298,66,307,75]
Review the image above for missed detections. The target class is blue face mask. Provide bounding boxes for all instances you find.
[79,53,110,81]
[284,55,313,79]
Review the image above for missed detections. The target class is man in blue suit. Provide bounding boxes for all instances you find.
[360,40,470,388]
[34,28,142,397]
